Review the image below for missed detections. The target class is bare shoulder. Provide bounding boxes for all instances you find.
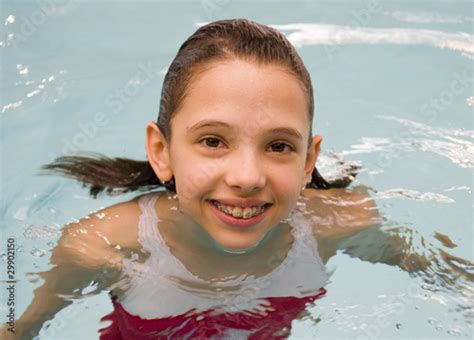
[51,195,146,269]
[299,185,382,239]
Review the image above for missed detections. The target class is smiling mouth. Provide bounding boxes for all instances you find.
[209,200,272,220]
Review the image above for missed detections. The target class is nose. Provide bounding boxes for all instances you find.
[224,148,266,194]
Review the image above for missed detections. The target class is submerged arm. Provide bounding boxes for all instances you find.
[301,185,382,240]
[301,185,425,269]
[298,185,382,263]
[303,186,473,281]
[1,200,140,339]
[12,264,120,339]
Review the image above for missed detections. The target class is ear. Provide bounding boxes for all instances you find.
[146,122,174,182]
[303,135,322,184]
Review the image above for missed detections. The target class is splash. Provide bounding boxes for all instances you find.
[385,11,474,24]
[271,23,474,59]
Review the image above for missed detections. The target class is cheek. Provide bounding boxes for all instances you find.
[174,160,221,203]
[270,169,302,202]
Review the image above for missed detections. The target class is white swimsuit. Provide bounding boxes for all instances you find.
[118,192,328,319]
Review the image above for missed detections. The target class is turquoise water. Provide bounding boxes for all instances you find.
[1,1,472,339]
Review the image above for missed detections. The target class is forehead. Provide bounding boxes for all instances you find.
[172,59,310,132]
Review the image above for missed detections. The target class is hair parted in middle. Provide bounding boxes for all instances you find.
[157,18,314,144]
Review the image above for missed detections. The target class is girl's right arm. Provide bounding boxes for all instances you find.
[1,199,141,339]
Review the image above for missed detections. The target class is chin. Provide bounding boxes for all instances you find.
[212,237,262,255]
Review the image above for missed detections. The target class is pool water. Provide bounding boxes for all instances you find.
[1,1,472,339]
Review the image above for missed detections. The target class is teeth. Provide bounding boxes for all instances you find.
[213,201,266,219]
[232,206,242,218]
[242,207,253,218]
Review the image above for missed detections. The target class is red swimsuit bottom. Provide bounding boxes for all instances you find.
[99,288,326,339]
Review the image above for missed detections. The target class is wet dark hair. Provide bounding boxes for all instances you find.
[41,19,357,197]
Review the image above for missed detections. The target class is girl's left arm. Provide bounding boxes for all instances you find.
[301,186,473,280]
[300,185,382,240]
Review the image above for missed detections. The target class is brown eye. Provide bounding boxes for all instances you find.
[270,142,293,153]
[201,137,222,148]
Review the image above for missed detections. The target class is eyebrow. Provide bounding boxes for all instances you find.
[187,120,303,140]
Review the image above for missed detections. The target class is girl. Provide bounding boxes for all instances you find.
[5,19,380,339]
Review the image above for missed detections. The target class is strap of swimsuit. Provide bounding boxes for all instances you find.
[137,192,166,253]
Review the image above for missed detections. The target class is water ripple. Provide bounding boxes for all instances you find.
[379,116,474,140]
[385,11,474,24]
[418,139,474,169]
[376,188,455,203]
[270,23,474,58]
[342,116,474,169]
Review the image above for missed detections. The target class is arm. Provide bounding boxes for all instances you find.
[300,185,427,269]
[300,185,382,241]
[302,187,473,281]
[1,199,140,339]
[9,265,119,339]
[299,185,387,264]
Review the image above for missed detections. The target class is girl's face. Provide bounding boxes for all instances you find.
[148,59,321,252]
